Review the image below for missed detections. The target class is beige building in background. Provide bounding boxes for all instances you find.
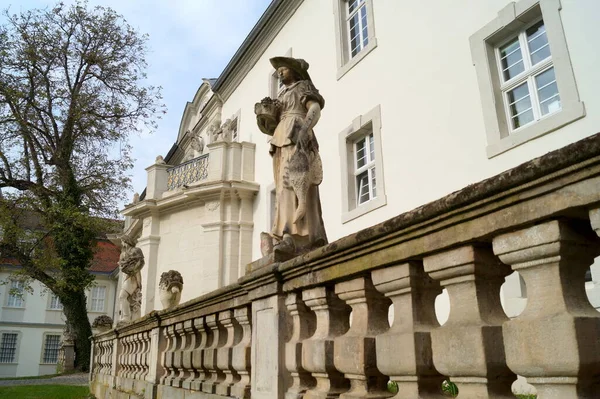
[122,0,600,333]
[0,239,119,377]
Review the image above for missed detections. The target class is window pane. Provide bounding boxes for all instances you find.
[0,333,17,363]
[356,171,370,205]
[360,6,369,48]
[507,83,532,115]
[355,138,367,169]
[43,335,61,363]
[536,68,561,115]
[371,167,377,198]
[348,0,358,14]
[368,133,375,162]
[527,21,551,65]
[500,38,524,81]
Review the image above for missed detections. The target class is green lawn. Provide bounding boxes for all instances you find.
[0,385,89,398]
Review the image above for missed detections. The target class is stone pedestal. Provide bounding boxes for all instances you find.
[251,294,289,399]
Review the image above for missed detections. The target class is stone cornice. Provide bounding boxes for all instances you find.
[212,0,305,102]
[121,181,259,219]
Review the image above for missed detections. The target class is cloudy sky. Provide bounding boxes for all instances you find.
[0,0,272,210]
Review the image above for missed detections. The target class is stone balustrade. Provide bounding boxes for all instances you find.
[91,133,600,398]
[166,154,209,191]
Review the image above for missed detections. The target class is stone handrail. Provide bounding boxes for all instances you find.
[91,133,600,399]
[166,154,209,191]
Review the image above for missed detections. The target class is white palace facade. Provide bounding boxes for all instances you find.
[121,0,600,318]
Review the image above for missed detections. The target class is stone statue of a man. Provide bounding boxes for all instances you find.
[118,234,144,323]
[255,56,328,256]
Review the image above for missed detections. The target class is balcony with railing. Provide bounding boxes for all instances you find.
[92,133,600,399]
[166,154,209,191]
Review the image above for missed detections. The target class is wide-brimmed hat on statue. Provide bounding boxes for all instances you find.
[270,56,312,82]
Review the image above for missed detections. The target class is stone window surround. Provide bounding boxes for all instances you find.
[470,0,584,158]
[339,104,387,223]
[333,0,377,80]
[40,332,61,364]
[0,331,20,364]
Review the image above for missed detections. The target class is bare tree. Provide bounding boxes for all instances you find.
[0,1,164,371]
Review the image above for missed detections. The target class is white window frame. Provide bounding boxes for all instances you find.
[48,293,63,311]
[89,285,106,313]
[470,0,584,158]
[353,133,376,206]
[5,280,25,308]
[40,333,61,364]
[339,104,386,223]
[0,331,19,364]
[333,0,377,80]
[497,19,559,132]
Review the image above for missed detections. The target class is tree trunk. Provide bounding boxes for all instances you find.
[62,290,93,372]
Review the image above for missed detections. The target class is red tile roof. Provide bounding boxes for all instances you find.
[0,240,119,273]
[89,240,120,273]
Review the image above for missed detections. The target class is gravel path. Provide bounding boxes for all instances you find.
[0,372,88,387]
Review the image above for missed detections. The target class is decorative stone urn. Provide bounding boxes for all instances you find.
[159,270,184,310]
[92,315,114,333]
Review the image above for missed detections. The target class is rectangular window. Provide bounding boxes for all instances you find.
[333,0,377,79]
[49,294,63,310]
[339,105,386,223]
[470,0,584,157]
[498,20,560,132]
[346,0,369,58]
[7,280,25,308]
[354,133,376,205]
[0,333,18,363]
[42,334,61,364]
[90,286,106,312]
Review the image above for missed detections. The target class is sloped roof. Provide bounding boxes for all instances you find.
[89,240,120,273]
[0,239,119,274]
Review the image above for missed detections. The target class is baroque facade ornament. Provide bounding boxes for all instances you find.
[158,270,184,310]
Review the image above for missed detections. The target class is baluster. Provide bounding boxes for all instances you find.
[120,335,128,379]
[190,317,209,390]
[140,332,150,380]
[172,322,188,387]
[372,262,445,398]
[216,310,241,396]
[493,219,600,399]
[134,333,143,380]
[285,292,316,399]
[181,319,198,389]
[202,313,226,393]
[160,325,176,385]
[334,276,392,398]
[423,245,515,398]
[302,286,350,399]
[232,307,252,399]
